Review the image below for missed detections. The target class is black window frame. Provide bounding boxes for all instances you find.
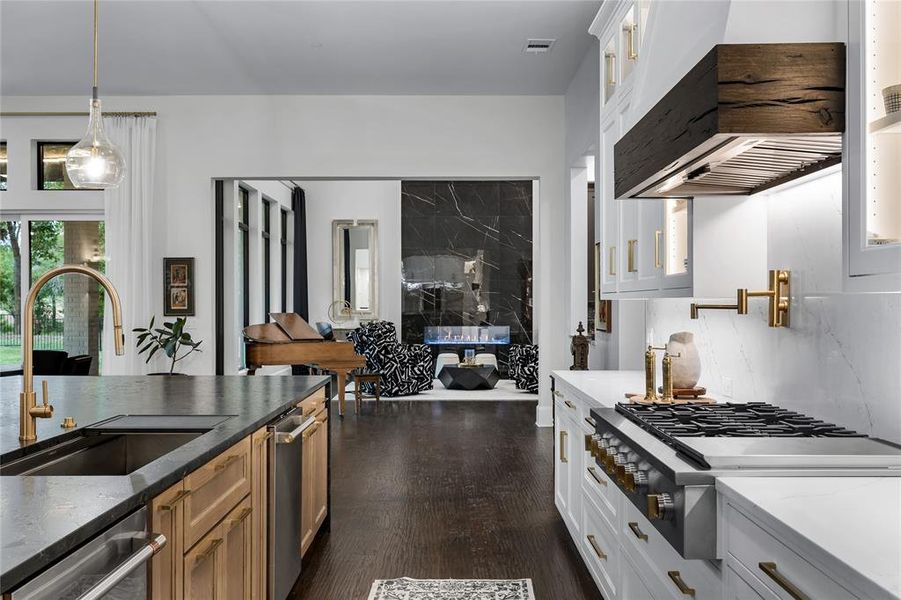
[0,141,7,192]
[262,198,272,321]
[238,187,251,329]
[280,208,289,312]
[35,141,99,191]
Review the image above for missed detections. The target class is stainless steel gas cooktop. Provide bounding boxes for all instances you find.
[587,401,901,559]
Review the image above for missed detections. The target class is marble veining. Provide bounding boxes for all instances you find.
[645,171,901,445]
[0,375,329,593]
[401,181,534,374]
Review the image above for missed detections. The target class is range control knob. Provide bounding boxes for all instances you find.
[647,493,674,521]
[589,434,603,457]
[607,452,626,475]
[615,461,636,484]
[626,469,648,493]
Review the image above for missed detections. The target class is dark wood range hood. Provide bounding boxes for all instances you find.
[614,43,845,199]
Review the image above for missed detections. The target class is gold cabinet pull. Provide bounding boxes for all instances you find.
[654,229,663,269]
[215,454,241,472]
[627,239,638,273]
[559,430,568,463]
[608,246,616,276]
[563,399,576,409]
[584,416,596,428]
[667,571,695,597]
[604,52,616,86]
[159,489,191,510]
[553,389,563,397]
[303,422,320,440]
[226,507,253,529]
[759,562,809,600]
[195,538,222,565]
[586,534,607,560]
[628,521,648,541]
[624,23,638,60]
[587,466,607,487]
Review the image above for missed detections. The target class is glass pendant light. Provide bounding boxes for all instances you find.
[66,0,125,189]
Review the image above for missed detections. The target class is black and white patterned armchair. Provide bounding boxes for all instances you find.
[347,321,433,397]
[509,344,539,393]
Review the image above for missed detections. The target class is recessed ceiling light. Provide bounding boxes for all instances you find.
[523,39,556,54]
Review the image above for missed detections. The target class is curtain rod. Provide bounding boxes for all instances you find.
[0,111,157,117]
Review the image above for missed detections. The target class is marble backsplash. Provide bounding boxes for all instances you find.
[645,171,901,444]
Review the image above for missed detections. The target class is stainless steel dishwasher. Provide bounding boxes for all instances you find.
[6,507,165,600]
[269,407,316,600]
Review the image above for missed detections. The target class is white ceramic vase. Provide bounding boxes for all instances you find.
[667,331,701,389]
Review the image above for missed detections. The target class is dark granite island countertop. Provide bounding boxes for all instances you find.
[0,375,329,593]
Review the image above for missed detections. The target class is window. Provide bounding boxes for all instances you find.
[280,209,289,312]
[0,142,7,191]
[0,218,105,371]
[262,199,272,321]
[237,188,250,329]
[36,142,86,190]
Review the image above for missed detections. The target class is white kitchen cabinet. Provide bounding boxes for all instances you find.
[600,111,620,294]
[845,0,901,290]
[622,549,659,600]
[553,393,581,539]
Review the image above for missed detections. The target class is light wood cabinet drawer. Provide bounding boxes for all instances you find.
[151,481,187,600]
[582,491,619,600]
[184,437,252,550]
[184,521,224,600]
[724,504,859,600]
[298,387,327,417]
[621,497,722,599]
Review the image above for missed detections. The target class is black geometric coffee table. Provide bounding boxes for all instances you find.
[437,365,500,390]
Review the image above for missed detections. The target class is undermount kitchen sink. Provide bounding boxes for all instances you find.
[0,414,232,477]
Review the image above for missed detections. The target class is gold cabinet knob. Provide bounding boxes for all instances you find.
[648,492,674,520]
[60,416,77,429]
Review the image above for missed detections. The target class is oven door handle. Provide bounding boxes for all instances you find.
[75,532,167,600]
[274,415,317,445]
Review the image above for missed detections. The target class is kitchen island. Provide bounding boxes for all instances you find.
[0,375,330,595]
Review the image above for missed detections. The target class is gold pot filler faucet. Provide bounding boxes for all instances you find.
[19,265,125,442]
[690,269,791,328]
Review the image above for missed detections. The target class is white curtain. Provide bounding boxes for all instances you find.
[101,115,157,375]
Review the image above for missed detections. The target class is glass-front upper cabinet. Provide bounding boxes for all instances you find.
[600,1,650,106]
[848,0,901,286]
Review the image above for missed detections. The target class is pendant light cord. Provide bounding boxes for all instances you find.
[92,0,99,100]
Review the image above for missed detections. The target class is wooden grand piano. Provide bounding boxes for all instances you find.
[243,313,365,416]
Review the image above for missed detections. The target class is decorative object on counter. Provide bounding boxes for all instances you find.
[133,316,202,375]
[658,386,708,399]
[60,416,76,429]
[626,392,716,405]
[667,331,701,388]
[690,269,791,327]
[163,257,195,316]
[508,344,539,393]
[597,299,612,333]
[464,348,476,364]
[660,349,681,403]
[17,264,125,442]
[368,577,535,600]
[642,344,666,402]
[570,321,589,370]
[883,84,901,114]
[65,0,126,189]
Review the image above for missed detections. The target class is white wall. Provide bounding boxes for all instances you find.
[646,171,901,445]
[1,94,566,425]
[301,180,401,329]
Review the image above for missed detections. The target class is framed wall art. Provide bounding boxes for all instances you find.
[596,298,612,334]
[164,257,195,316]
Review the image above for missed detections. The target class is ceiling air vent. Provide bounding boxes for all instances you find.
[523,39,556,54]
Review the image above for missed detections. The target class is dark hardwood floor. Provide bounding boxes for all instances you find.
[289,400,601,600]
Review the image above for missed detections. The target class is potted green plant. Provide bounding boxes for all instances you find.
[133,316,202,375]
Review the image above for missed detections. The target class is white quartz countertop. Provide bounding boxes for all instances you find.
[551,370,644,408]
[717,477,901,599]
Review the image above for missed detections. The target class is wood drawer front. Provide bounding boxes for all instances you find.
[184,437,252,550]
[582,458,618,531]
[582,491,619,600]
[725,504,859,600]
[184,522,224,600]
[150,481,186,600]
[621,498,722,599]
[298,387,327,416]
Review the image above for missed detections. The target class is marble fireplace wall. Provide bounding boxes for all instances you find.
[401,181,533,371]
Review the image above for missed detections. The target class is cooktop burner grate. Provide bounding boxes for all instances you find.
[615,401,865,444]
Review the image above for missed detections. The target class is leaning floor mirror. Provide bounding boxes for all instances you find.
[333,219,378,320]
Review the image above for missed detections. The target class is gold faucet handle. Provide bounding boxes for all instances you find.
[35,380,53,417]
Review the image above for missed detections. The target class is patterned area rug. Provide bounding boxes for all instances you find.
[368,578,535,600]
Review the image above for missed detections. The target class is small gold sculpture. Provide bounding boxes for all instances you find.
[570,322,589,370]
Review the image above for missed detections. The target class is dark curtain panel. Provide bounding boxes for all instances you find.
[214,180,225,375]
[291,186,309,321]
